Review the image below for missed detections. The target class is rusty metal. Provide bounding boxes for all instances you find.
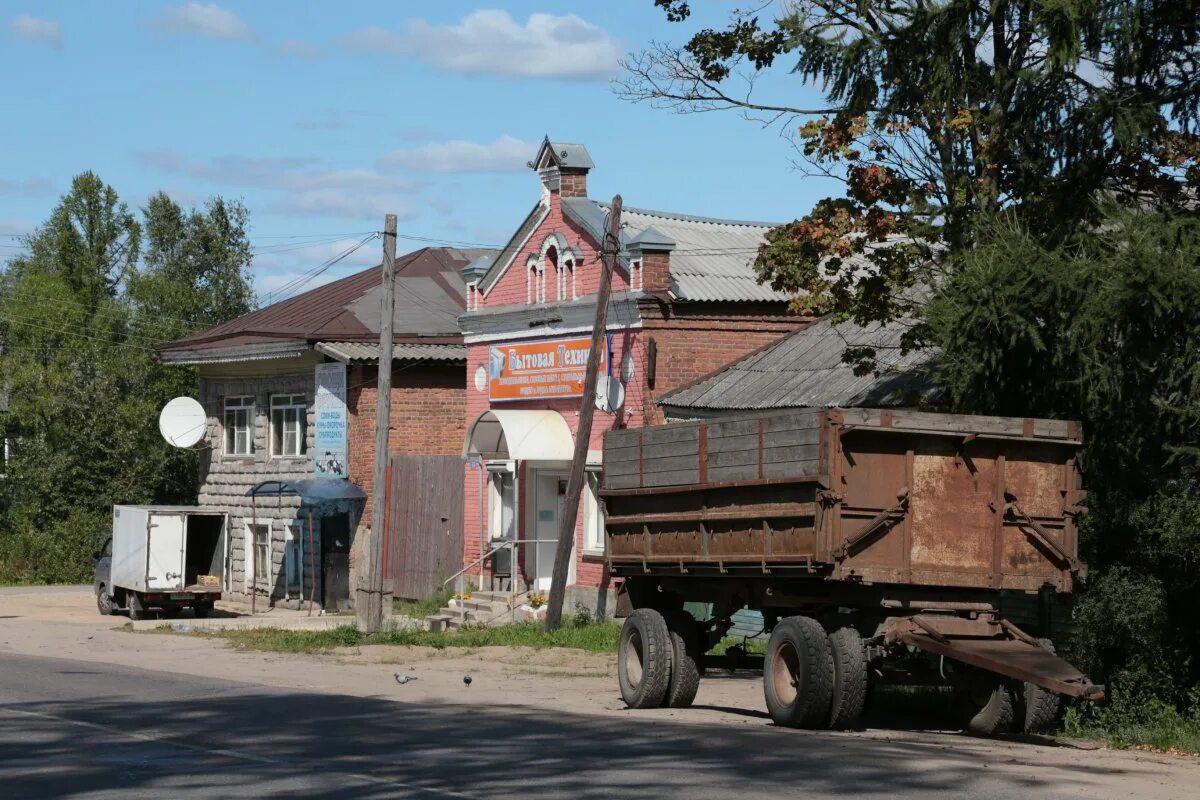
[1005,496,1084,574]
[833,488,909,560]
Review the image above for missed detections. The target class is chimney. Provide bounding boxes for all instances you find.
[627,226,676,294]
[532,138,594,199]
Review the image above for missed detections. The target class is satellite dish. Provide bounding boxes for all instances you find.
[159,397,207,448]
[595,376,626,414]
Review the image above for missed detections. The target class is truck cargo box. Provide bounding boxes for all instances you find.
[111,505,226,594]
[603,408,1084,593]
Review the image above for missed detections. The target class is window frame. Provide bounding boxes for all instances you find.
[249,522,271,587]
[223,396,254,457]
[269,393,308,459]
[285,521,305,593]
[583,467,605,555]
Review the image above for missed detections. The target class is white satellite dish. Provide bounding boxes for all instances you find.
[159,397,207,448]
[595,376,626,414]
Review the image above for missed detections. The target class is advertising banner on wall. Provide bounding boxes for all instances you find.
[314,362,348,478]
[489,335,607,402]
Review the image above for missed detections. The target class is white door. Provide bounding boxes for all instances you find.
[147,513,185,590]
[529,472,573,592]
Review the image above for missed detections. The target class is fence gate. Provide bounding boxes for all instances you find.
[387,454,464,601]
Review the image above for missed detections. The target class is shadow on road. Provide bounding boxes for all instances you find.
[0,654,1145,800]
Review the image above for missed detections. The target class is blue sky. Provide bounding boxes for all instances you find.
[0,2,837,298]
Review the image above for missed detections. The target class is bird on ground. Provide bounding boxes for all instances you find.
[463,675,473,687]
[394,673,418,685]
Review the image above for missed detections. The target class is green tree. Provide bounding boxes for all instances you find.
[0,176,255,583]
[623,1,1200,337]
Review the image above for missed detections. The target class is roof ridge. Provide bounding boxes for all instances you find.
[585,198,782,229]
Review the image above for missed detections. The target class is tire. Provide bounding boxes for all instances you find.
[96,585,115,616]
[763,616,834,728]
[618,609,672,709]
[1019,639,1062,734]
[661,610,701,708]
[827,626,868,729]
[127,592,148,622]
[961,674,1016,736]
[193,602,214,619]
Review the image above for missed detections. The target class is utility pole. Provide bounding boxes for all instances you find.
[357,214,396,633]
[545,195,622,631]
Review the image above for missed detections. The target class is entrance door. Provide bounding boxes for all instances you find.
[529,472,571,592]
[321,513,351,611]
[147,513,185,591]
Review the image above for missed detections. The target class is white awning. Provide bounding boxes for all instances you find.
[464,410,574,461]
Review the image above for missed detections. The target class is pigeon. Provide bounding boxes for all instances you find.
[394,673,418,685]
[463,675,473,687]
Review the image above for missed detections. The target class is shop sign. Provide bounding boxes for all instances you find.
[489,336,606,402]
[314,362,348,478]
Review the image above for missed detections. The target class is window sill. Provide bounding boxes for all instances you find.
[223,454,256,460]
[582,549,606,560]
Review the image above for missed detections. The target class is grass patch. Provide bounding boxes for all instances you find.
[707,635,767,656]
[1063,699,1200,755]
[391,590,454,620]
[209,619,621,655]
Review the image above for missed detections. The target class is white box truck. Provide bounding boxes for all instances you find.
[96,505,227,620]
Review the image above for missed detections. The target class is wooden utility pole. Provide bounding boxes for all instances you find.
[357,214,396,633]
[545,195,622,631]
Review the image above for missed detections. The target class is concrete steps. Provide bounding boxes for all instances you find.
[425,590,521,631]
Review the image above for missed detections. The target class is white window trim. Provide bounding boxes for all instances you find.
[223,396,254,457]
[285,521,305,593]
[246,521,272,591]
[269,393,307,459]
[583,467,605,555]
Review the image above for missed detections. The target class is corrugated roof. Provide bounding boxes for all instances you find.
[315,342,466,363]
[659,318,937,413]
[562,197,789,304]
[160,246,496,360]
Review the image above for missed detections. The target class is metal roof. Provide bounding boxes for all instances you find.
[160,247,496,362]
[562,198,790,304]
[159,341,309,366]
[460,292,644,340]
[314,342,466,363]
[659,317,937,413]
[534,138,595,170]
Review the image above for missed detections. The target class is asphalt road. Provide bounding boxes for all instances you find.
[1,649,1188,800]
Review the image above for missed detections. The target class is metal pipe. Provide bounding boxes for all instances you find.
[307,509,315,617]
[250,497,258,616]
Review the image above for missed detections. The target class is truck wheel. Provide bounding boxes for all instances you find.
[618,609,672,709]
[127,592,148,622]
[827,626,868,729]
[763,616,834,728]
[661,610,701,708]
[96,585,115,616]
[193,602,214,619]
[1019,639,1062,733]
[961,675,1016,736]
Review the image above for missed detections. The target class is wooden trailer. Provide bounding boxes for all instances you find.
[602,408,1101,735]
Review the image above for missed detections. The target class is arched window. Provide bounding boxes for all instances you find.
[527,257,538,304]
[562,257,576,300]
[545,245,560,301]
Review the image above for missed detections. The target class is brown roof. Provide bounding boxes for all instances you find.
[160,247,494,360]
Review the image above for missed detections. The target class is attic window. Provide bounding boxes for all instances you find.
[527,257,546,305]
[562,257,576,300]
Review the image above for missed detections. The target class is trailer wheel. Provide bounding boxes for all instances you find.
[827,626,868,729]
[618,609,672,709]
[127,592,148,622]
[661,610,701,708]
[96,585,115,616]
[763,616,834,728]
[1019,639,1062,734]
[961,675,1016,736]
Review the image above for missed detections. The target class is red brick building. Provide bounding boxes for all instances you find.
[159,247,493,610]
[459,138,809,615]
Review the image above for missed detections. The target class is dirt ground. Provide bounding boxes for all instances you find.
[4,585,1200,799]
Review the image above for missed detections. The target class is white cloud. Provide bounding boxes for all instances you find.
[8,14,62,48]
[0,177,53,196]
[148,3,253,41]
[338,11,620,80]
[0,219,31,236]
[277,39,320,60]
[266,190,415,221]
[379,135,535,173]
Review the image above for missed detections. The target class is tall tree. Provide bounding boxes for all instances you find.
[622,1,1200,344]
[0,177,255,583]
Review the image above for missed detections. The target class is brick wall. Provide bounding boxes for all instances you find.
[559,169,587,198]
[348,361,467,529]
[637,302,814,426]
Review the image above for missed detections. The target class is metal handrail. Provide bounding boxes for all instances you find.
[440,538,560,629]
